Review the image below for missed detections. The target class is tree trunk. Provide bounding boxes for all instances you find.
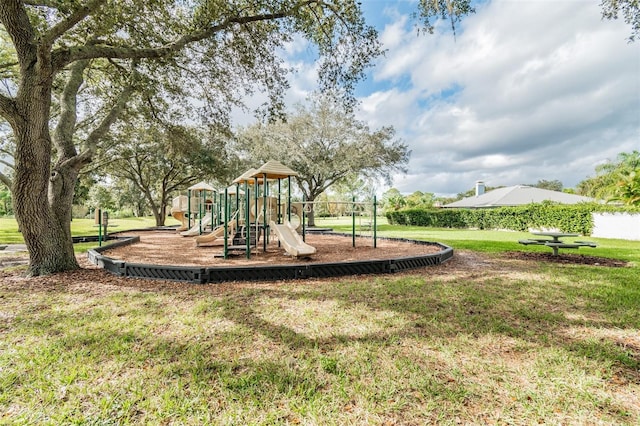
[159,198,168,227]
[306,195,316,227]
[150,201,164,227]
[12,82,79,276]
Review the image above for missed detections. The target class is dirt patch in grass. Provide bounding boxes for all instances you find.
[502,251,628,267]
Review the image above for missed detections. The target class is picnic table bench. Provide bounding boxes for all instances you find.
[518,231,597,256]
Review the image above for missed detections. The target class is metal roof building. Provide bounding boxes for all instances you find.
[443,185,595,208]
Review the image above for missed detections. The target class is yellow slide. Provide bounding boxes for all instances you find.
[171,209,188,232]
[171,195,190,231]
[180,213,213,237]
[269,220,316,258]
[195,221,237,247]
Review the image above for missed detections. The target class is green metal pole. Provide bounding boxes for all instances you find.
[187,189,192,228]
[352,196,356,248]
[98,208,102,247]
[246,184,251,259]
[223,188,228,259]
[254,177,258,249]
[373,196,377,248]
[287,176,292,223]
[212,190,216,226]
[235,185,240,229]
[219,191,223,226]
[199,190,203,235]
[263,174,268,251]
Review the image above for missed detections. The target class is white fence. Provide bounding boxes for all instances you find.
[591,212,640,240]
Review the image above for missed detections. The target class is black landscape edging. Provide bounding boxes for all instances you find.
[72,235,132,244]
[87,233,453,284]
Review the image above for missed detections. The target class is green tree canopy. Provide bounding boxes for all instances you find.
[99,113,233,226]
[87,183,115,213]
[609,170,640,206]
[235,93,410,225]
[601,0,640,41]
[380,188,407,212]
[531,179,563,192]
[405,191,437,209]
[577,150,640,205]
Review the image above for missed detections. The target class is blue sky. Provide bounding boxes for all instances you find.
[237,0,640,196]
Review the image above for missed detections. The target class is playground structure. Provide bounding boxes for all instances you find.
[88,159,454,283]
[170,160,382,260]
[170,160,317,259]
[195,215,238,247]
[170,195,190,232]
[170,181,218,235]
[180,213,213,236]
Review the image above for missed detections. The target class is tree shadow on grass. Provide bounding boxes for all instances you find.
[215,263,640,382]
[3,255,639,423]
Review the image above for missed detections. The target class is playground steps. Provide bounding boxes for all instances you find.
[232,224,261,246]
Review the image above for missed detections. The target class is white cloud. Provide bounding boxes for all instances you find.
[358,88,420,130]
[358,0,639,195]
[229,39,318,126]
[231,1,638,197]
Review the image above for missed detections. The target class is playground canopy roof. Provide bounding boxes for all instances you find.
[188,181,216,191]
[232,168,262,185]
[225,185,244,195]
[252,159,298,179]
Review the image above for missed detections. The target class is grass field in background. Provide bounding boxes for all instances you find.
[0,216,180,245]
[1,215,639,423]
[316,216,640,264]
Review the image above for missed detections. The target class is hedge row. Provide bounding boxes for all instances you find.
[385,203,640,235]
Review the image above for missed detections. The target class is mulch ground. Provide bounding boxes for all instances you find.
[101,231,445,267]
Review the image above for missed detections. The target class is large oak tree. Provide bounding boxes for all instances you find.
[0,0,477,275]
[236,93,410,226]
[0,0,382,275]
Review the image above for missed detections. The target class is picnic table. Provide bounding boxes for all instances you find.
[518,231,597,256]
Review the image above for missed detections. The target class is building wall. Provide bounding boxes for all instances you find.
[592,212,640,240]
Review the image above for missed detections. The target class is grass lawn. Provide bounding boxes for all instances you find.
[318,216,640,264]
[1,216,181,254]
[0,216,180,245]
[1,216,639,424]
